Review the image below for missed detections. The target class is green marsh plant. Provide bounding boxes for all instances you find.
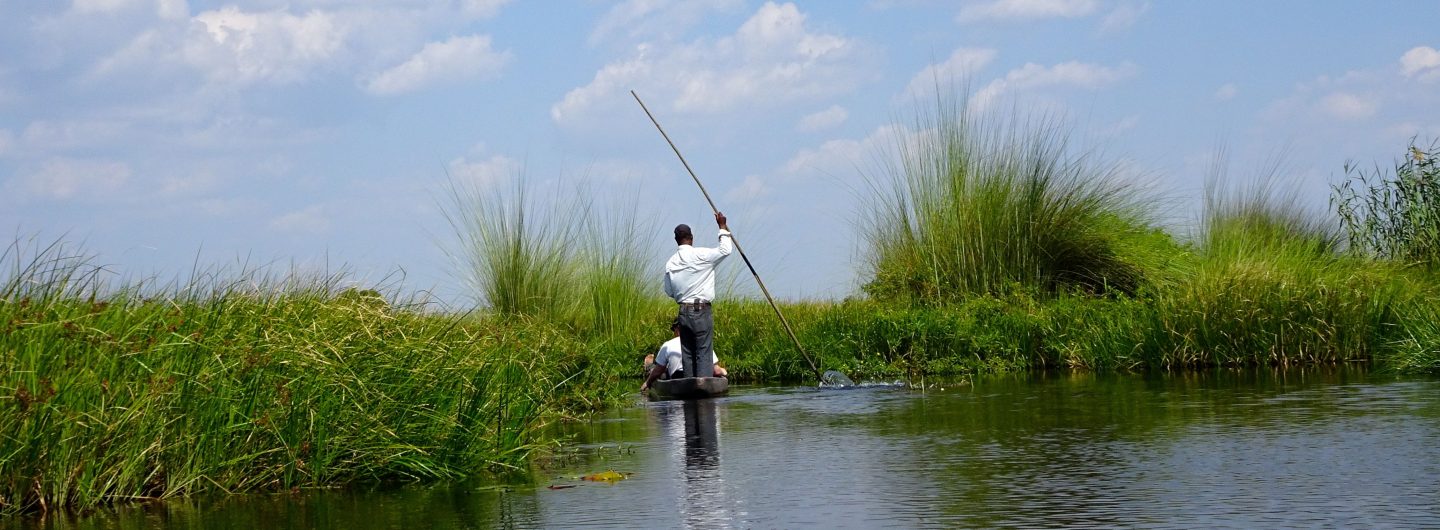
[859,97,1154,303]
[0,238,602,514]
[1334,139,1440,268]
[1144,161,1404,367]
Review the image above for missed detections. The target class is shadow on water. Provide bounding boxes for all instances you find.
[8,365,1440,529]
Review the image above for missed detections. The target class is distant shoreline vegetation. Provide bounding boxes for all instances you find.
[4,100,1438,514]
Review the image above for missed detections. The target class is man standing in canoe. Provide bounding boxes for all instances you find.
[640,318,728,392]
[661,211,732,380]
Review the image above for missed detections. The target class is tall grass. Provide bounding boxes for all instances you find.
[1138,162,1407,367]
[860,97,1154,303]
[441,174,669,342]
[443,178,581,321]
[0,238,614,515]
[1334,138,1440,267]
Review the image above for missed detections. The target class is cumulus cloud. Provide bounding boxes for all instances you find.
[187,7,346,85]
[89,6,349,86]
[956,0,1099,23]
[725,174,770,201]
[1214,82,1238,101]
[589,0,742,46]
[13,157,130,199]
[1319,92,1377,120]
[1259,61,1437,138]
[71,0,187,18]
[364,34,511,95]
[71,0,141,14]
[797,105,849,132]
[447,151,520,191]
[973,60,1138,110]
[1400,46,1440,81]
[901,47,997,99]
[781,124,912,179]
[88,2,525,92]
[553,2,870,125]
[1098,1,1148,33]
[269,204,330,235]
[459,0,511,19]
[21,119,130,152]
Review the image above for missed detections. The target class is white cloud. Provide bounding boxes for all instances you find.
[364,34,511,95]
[782,124,912,179]
[1098,1,1148,34]
[459,0,511,19]
[187,6,345,85]
[957,0,1099,23]
[71,0,140,14]
[13,158,131,199]
[21,120,130,152]
[1400,46,1440,81]
[156,0,186,19]
[1319,92,1377,120]
[589,0,742,46]
[901,47,997,100]
[447,151,520,191]
[725,174,770,201]
[159,170,221,197]
[93,6,348,87]
[553,2,870,125]
[797,105,848,132]
[973,60,1137,110]
[1215,82,1238,101]
[269,204,330,235]
[0,129,13,157]
[70,0,187,18]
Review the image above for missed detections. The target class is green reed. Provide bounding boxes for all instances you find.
[442,174,671,340]
[1132,163,1408,367]
[0,238,617,515]
[1334,139,1440,267]
[858,97,1154,303]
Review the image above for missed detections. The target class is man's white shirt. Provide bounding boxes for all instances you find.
[655,336,721,376]
[662,229,732,303]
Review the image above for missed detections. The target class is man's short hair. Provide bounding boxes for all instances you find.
[673,223,692,241]
[670,317,682,330]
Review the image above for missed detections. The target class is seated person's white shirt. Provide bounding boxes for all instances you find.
[655,336,720,377]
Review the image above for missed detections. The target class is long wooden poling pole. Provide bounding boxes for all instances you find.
[631,90,822,381]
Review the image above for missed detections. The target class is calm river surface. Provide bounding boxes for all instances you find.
[8,368,1440,529]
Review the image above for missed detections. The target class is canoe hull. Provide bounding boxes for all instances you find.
[649,377,729,400]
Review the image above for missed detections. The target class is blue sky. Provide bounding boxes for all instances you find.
[3,0,1438,304]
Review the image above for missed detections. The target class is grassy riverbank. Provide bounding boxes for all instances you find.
[0,242,636,514]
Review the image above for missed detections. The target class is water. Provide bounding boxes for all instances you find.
[8,368,1440,528]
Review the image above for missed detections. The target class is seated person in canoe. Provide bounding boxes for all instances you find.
[641,318,727,392]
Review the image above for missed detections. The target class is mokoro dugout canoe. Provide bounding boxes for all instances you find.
[649,377,729,400]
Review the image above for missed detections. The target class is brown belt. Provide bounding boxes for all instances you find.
[679,301,712,309]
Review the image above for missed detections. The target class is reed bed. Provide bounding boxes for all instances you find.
[859,99,1154,303]
[0,239,618,515]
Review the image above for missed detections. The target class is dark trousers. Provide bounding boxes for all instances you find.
[676,304,715,378]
